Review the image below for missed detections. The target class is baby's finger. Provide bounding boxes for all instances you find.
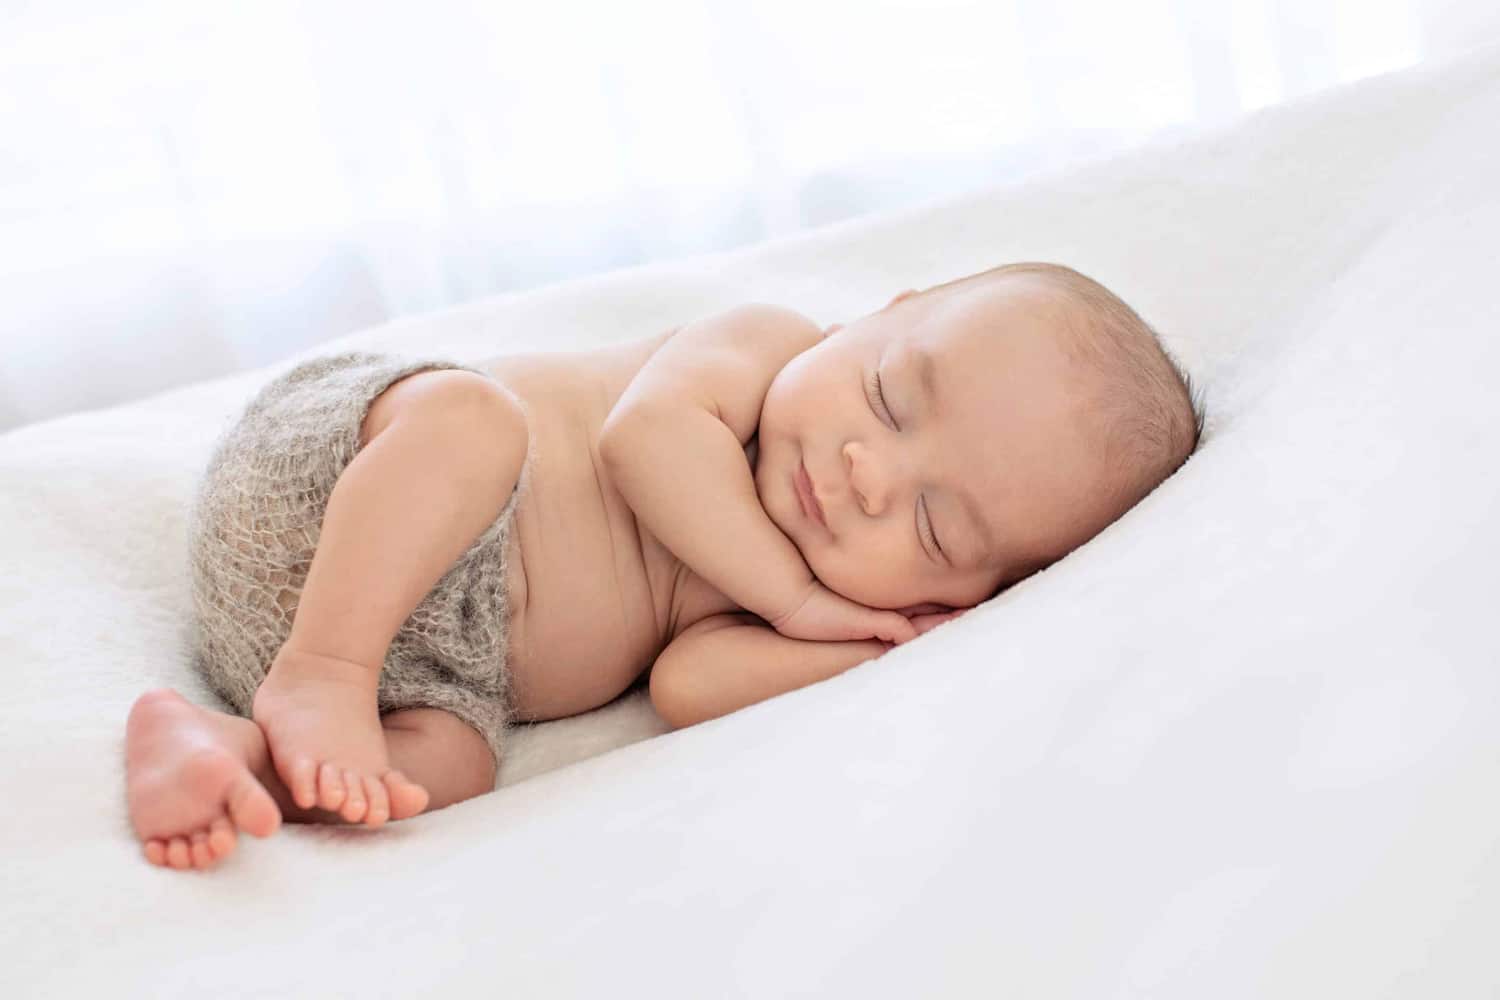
[880,613,919,645]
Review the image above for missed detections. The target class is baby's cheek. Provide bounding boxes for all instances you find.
[813,547,916,607]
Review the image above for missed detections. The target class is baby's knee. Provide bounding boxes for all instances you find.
[359,370,512,449]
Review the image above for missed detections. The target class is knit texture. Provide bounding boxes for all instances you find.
[186,350,525,772]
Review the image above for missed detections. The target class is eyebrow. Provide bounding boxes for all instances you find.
[909,345,996,568]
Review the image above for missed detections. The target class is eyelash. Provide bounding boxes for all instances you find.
[920,497,943,559]
[869,370,896,430]
[869,369,944,559]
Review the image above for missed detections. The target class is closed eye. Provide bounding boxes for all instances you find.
[868,367,942,561]
[919,496,945,563]
[868,369,897,430]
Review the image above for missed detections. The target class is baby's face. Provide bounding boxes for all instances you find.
[754,274,1116,612]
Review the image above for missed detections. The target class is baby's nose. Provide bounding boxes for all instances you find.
[842,441,891,517]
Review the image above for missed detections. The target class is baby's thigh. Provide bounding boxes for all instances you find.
[188,352,511,717]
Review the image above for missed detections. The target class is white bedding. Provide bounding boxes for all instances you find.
[5,39,1500,998]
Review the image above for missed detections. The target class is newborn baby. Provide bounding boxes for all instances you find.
[124,261,1201,870]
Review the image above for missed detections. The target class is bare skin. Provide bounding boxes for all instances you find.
[126,689,282,869]
[128,272,1129,869]
[130,664,515,868]
[126,686,426,869]
[126,330,742,867]
[249,646,431,823]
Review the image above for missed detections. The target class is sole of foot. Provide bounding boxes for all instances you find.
[125,688,282,871]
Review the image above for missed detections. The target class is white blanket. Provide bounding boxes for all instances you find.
[5,40,1500,998]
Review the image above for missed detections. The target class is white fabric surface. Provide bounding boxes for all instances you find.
[4,38,1500,998]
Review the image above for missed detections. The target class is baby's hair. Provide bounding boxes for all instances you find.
[928,260,1205,525]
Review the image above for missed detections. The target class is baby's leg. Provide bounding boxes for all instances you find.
[126,688,497,870]
[250,368,527,817]
[381,706,499,811]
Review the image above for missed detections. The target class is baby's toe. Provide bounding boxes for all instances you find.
[384,770,429,820]
[283,754,319,811]
[208,817,237,859]
[225,771,281,839]
[360,774,390,828]
[166,836,193,870]
[190,831,214,869]
[144,839,168,867]
[316,762,347,812]
[338,769,368,823]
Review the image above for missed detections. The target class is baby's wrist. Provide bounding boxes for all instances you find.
[760,573,819,628]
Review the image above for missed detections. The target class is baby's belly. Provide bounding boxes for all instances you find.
[504,573,660,720]
[498,470,673,722]
[473,337,741,723]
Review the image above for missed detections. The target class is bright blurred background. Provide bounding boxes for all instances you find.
[2,0,1498,432]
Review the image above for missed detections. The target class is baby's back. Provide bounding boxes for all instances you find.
[476,330,739,721]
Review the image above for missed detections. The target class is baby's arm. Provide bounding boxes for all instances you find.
[600,304,825,626]
[648,604,970,729]
[648,612,889,728]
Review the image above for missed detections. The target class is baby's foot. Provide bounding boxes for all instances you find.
[125,688,281,870]
[251,645,428,827]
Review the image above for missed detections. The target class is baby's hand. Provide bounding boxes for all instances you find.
[769,580,918,645]
[897,602,972,637]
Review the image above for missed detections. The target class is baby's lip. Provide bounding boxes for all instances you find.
[795,460,827,528]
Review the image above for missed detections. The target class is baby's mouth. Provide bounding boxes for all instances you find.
[795,460,827,529]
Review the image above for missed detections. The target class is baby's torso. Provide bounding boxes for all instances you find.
[475,331,743,722]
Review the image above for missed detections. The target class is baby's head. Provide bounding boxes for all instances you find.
[753,261,1203,612]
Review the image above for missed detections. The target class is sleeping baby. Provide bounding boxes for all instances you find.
[124,261,1201,871]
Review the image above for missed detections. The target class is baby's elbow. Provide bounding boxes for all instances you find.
[648,661,702,731]
[597,411,632,469]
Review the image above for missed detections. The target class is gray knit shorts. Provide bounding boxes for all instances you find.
[186,350,524,773]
